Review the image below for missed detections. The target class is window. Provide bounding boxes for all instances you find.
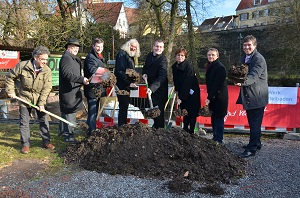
[254,0,261,5]
[269,8,278,16]
[203,25,211,29]
[240,13,249,21]
[268,0,276,2]
[252,11,260,19]
[285,7,291,14]
[217,21,225,28]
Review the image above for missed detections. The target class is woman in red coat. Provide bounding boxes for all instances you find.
[172,48,200,134]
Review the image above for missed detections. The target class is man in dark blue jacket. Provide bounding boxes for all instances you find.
[84,38,105,135]
[236,35,268,158]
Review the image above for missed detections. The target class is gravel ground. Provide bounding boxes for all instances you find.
[2,132,300,197]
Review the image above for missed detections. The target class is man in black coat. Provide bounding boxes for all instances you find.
[84,38,105,135]
[142,40,168,129]
[114,39,140,126]
[59,38,89,142]
[205,48,228,144]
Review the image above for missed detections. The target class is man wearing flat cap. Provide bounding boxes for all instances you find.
[58,38,89,143]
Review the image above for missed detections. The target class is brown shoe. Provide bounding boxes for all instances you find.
[21,146,30,154]
[43,143,55,150]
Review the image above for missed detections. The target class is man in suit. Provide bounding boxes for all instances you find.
[142,40,168,129]
[235,35,268,158]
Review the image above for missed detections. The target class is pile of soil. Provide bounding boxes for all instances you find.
[126,68,140,83]
[63,122,245,194]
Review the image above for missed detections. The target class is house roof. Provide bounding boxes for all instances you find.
[199,15,236,32]
[85,2,123,26]
[236,0,269,11]
[125,7,138,25]
[200,17,220,26]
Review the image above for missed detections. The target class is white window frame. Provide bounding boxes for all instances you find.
[254,0,261,5]
[240,13,249,21]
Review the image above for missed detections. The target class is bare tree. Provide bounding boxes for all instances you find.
[262,0,300,75]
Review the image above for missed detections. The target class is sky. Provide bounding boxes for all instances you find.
[208,0,241,18]
[107,0,241,23]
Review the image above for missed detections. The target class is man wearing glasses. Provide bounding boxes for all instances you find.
[6,46,54,154]
[58,38,89,143]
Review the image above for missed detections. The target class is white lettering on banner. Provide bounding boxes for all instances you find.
[0,60,9,66]
[224,107,268,122]
[268,87,298,105]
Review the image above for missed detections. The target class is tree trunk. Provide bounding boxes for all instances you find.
[186,0,201,82]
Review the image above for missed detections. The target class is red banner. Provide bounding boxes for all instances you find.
[0,50,20,69]
[197,85,300,129]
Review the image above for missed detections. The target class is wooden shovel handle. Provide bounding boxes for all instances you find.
[96,86,115,120]
[14,96,76,127]
[164,86,174,110]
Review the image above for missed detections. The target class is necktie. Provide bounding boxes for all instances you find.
[245,55,250,63]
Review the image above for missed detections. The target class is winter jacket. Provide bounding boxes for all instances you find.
[236,49,268,110]
[84,48,105,99]
[142,52,168,106]
[59,50,85,113]
[114,50,135,91]
[172,60,200,118]
[205,59,228,118]
[6,59,52,107]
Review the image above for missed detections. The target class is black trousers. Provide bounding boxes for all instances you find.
[183,115,196,134]
[153,102,165,129]
[246,107,265,151]
[117,94,130,126]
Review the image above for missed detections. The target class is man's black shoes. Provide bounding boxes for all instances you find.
[242,145,262,150]
[240,150,256,158]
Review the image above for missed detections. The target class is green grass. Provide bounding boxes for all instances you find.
[0,122,85,171]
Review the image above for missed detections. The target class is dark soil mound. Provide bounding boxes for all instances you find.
[62,122,245,194]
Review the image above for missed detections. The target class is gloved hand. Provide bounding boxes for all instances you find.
[177,98,182,105]
[205,99,210,106]
[146,88,152,95]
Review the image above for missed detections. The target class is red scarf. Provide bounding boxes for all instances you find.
[98,53,103,59]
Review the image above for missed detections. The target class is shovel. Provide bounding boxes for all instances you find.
[166,92,177,130]
[143,75,160,119]
[14,95,77,128]
[96,86,115,121]
[164,86,174,111]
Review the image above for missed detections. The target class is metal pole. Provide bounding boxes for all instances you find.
[112,31,115,59]
[239,33,243,58]
[293,83,299,132]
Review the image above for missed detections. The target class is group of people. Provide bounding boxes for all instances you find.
[6,35,268,158]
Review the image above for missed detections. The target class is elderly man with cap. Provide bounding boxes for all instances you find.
[58,38,89,143]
